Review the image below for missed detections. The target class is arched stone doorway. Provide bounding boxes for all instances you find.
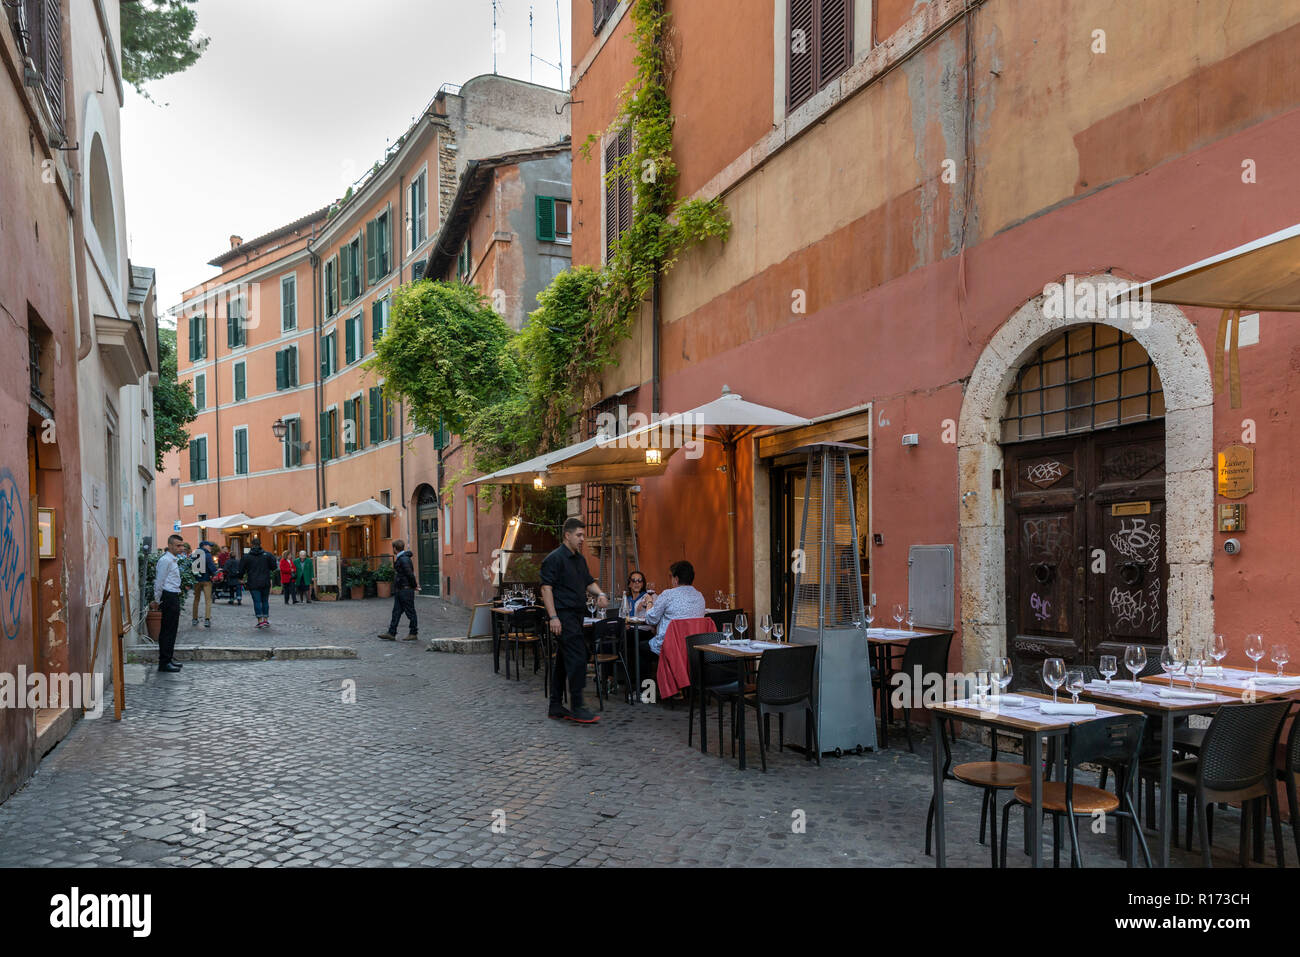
[957,274,1214,671]
[412,484,440,596]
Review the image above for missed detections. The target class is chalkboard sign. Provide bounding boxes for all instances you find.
[315,553,339,586]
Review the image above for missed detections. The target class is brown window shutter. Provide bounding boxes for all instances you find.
[604,136,620,260]
[788,0,815,111]
[818,0,853,91]
[617,128,634,242]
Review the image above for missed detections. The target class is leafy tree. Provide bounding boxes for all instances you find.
[152,326,196,470]
[121,0,209,101]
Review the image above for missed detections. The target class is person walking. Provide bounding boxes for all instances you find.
[150,535,186,673]
[189,540,217,628]
[378,541,418,641]
[541,517,608,724]
[296,549,314,603]
[237,536,279,628]
[223,551,244,605]
[279,551,297,604]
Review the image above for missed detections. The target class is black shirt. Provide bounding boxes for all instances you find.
[540,544,595,614]
[393,551,417,590]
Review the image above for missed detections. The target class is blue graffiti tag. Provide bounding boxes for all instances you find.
[0,470,27,641]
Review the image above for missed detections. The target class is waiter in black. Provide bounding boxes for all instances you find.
[541,517,608,723]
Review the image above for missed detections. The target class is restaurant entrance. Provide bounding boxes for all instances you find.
[1001,325,1167,686]
[415,485,439,596]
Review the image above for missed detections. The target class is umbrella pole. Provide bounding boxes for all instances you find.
[726,437,738,608]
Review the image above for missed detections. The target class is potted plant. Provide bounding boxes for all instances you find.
[373,561,394,598]
[344,559,368,601]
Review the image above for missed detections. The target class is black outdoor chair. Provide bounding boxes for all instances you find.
[589,618,633,709]
[706,609,744,632]
[1000,713,1152,868]
[503,608,545,682]
[1170,699,1291,867]
[871,632,953,753]
[741,644,819,771]
[685,632,741,755]
[1284,710,1300,865]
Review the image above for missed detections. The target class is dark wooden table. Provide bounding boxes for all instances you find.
[490,605,542,674]
[692,641,789,769]
[865,627,953,749]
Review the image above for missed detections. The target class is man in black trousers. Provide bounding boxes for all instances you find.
[541,517,607,724]
[149,534,186,673]
[378,540,418,641]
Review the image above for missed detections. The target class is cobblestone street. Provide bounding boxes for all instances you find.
[0,596,1269,867]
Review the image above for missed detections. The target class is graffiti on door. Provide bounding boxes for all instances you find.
[0,470,27,641]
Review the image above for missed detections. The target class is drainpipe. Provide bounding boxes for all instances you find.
[64,6,92,363]
[651,272,661,414]
[398,173,407,539]
[213,298,222,515]
[310,249,322,510]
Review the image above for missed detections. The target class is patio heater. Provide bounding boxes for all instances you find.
[592,484,640,603]
[785,442,877,754]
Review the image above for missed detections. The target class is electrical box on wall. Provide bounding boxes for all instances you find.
[1217,503,1246,532]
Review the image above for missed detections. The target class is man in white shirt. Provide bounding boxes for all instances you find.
[644,560,706,655]
[150,534,186,673]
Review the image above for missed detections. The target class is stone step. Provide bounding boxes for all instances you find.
[129,646,356,663]
[426,637,493,654]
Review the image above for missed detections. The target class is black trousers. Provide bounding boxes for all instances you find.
[389,588,417,635]
[158,591,181,666]
[549,610,587,709]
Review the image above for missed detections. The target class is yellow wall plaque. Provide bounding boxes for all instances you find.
[1217,445,1255,499]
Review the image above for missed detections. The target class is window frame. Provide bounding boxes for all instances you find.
[602,128,634,263]
[193,371,206,411]
[232,359,247,403]
[226,294,247,350]
[786,0,854,114]
[282,414,302,468]
[233,424,250,476]
[188,434,209,482]
[281,274,297,331]
[408,167,428,252]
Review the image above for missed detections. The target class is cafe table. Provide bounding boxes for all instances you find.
[490,604,542,674]
[929,690,1140,868]
[1077,676,1272,867]
[692,639,789,769]
[865,627,954,749]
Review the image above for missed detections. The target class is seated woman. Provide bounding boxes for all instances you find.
[643,560,706,655]
[625,570,649,614]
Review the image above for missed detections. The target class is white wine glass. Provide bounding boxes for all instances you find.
[1185,658,1204,691]
[773,621,785,644]
[1272,644,1290,677]
[1160,646,1184,688]
[892,603,905,628]
[906,606,917,630]
[1244,634,1264,675]
[1043,658,1065,703]
[722,622,733,644]
[992,657,1013,695]
[864,604,875,629]
[735,613,748,643]
[1065,669,1085,705]
[1124,645,1147,688]
[1099,654,1117,689]
[1210,633,1228,675]
[974,669,991,704]
[759,614,772,642]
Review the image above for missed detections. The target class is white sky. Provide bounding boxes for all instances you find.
[122,0,571,318]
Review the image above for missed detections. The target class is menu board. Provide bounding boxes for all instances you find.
[315,554,339,586]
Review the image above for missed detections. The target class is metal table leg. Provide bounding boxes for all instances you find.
[932,711,946,867]
[737,658,747,770]
[1029,733,1044,867]
[1160,710,1173,867]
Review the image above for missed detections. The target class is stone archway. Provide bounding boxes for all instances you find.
[957,274,1215,668]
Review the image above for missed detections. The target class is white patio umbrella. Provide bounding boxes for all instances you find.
[246,510,303,527]
[294,506,341,527]
[335,498,395,518]
[180,512,253,530]
[468,433,672,487]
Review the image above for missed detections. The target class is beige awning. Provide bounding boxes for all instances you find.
[246,510,303,527]
[335,498,395,517]
[181,512,253,530]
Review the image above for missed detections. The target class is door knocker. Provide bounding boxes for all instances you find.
[1119,561,1145,587]
[1031,562,1055,585]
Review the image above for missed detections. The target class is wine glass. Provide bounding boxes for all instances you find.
[1124,645,1147,687]
[722,623,733,644]
[864,604,875,629]
[759,614,772,642]
[586,596,596,619]
[1244,634,1264,675]
[773,621,785,644]
[735,613,748,643]
[1065,669,1085,704]
[992,657,1013,696]
[906,606,917,631]
[1272,644,1290,677]
[1185,658,1204,691]
[648,581,658,596]
[974,669,991,704]
[715,589,724,609]
[1099,654,1117,689]
[892,603,905,629]
[1043,658,1065,703]
[1160,646,1185,688]
[1210,633,1228,675]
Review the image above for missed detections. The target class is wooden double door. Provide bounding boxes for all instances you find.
[1003,421,1166,688]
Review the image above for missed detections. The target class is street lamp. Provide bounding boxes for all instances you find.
[271,417,310,452]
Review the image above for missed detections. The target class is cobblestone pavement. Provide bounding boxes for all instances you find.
[0,597,1277,867]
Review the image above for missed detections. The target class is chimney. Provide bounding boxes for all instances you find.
[230,235,243,249]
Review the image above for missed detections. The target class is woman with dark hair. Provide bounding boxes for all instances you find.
[625,570,649,613]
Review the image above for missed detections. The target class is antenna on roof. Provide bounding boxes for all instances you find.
[492,0,503,75]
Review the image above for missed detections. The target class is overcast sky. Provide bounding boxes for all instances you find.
[121,0,571,317]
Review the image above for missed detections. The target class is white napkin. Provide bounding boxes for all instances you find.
[1039,702,1097,715]
[1085,680,1122,692]
[1249,675,1300,685]
[990,694,1026,706]
[1154,687,1217,701]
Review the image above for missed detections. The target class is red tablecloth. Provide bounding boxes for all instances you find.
[654,617,716,698]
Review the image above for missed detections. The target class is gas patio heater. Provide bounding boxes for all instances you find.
[785,442,877,755]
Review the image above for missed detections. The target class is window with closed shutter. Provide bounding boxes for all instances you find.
[372,298,387,344]
[234,428,249,475]
[194,373,205,411]
[345,316,357,365]
[409,172,428,250]
[787,0,853,113]
[281,275,296,330]
[537,196,556,241]
[288,345,298,387]
[369,387,383,443]
[275,350,286,391]
[325,257,338,316]
[234,361,246,402]
[319,412,330,461]
[593,0,618,35]
[604,129,633,261]
[189,437,208,481]
[283,418,302,468]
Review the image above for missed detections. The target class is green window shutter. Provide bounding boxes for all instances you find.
[289,346,298,387]
[370,387,382,441]
[320,412,329,460]
[189,441,197,479]
[198,438,207,479]
[357,393,366,448]
[536,196,556,241]
[226,313,235,348]
[275,350,285,390]
[380,210,390,275]
[194,375,204,410]
[365,220,377,286]
[345,317,356,364]
[236,430,247,474]
[235,363,246,401]
[372,299,383,345]
[188,317,196,360]
[289,419,301,467]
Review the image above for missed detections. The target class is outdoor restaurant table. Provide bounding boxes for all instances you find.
[490,605,542,674]
[1077,676,1275,868]
[929,690,1140,868]
[692,639,789,770]
[866,627,954,749]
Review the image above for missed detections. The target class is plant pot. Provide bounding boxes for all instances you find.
[145,608,162,641]
[316,590,336,601]
[376,581,392,598]
[350,586,365,601]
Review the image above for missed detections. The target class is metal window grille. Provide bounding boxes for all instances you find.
[29,329,43,399]
[1002,325,1164,443]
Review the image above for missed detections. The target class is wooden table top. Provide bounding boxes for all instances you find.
[865,627,952,646]
[1079,679,1242,711]
[695,642,789,659]
[1138,669,1300,698]
[931,690,1140,733]
[491,605,542,615]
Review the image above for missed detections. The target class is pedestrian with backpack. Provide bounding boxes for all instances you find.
[190,541,218,629]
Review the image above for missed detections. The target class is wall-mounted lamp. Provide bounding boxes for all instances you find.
[533,477,545,490]
[901,434,920,447]
[645,449,662,465]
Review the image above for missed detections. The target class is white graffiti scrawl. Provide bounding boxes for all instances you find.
[1109,518,1161,569]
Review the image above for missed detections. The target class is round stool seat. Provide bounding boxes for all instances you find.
[1012,780,1118,815]
[952,761,1032,789]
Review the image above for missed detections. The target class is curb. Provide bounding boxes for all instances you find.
[130,646,357,663]
[426,637,493,655]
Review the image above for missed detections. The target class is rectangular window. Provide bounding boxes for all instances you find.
[372,296,388,345]
[193,372,206,411]
[411,260,426,282]
[320,407,338,461]
[188,436,208,481]
[366,208,391,285]
[787,0,853,112]
[368,386,384,443]
[465,493,476,545]
[443,502,452,549]
[343,395,363,453]
[325,256,338,317]
[380,489,392,538]
[189,314,207,360]
[409,171,428,250]
[283,416,302,468]
[234,426,249,475]
[275,345,299,390]
[457,239,472,281]
[321,330,337,378]
[536,197,572,243]
[227,296,246,348]
[593,0,618,35]
[233,360,246,402]
[604,128,633,261]
[281,275,297,330]
[340,236,362,303]
[345,314,361,365]
[13,0,65,129]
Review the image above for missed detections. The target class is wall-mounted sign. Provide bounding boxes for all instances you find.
[1217,445,1255,499]
[173,520,182,532]
[37,508,55,559]
[1218,503,1246,532]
